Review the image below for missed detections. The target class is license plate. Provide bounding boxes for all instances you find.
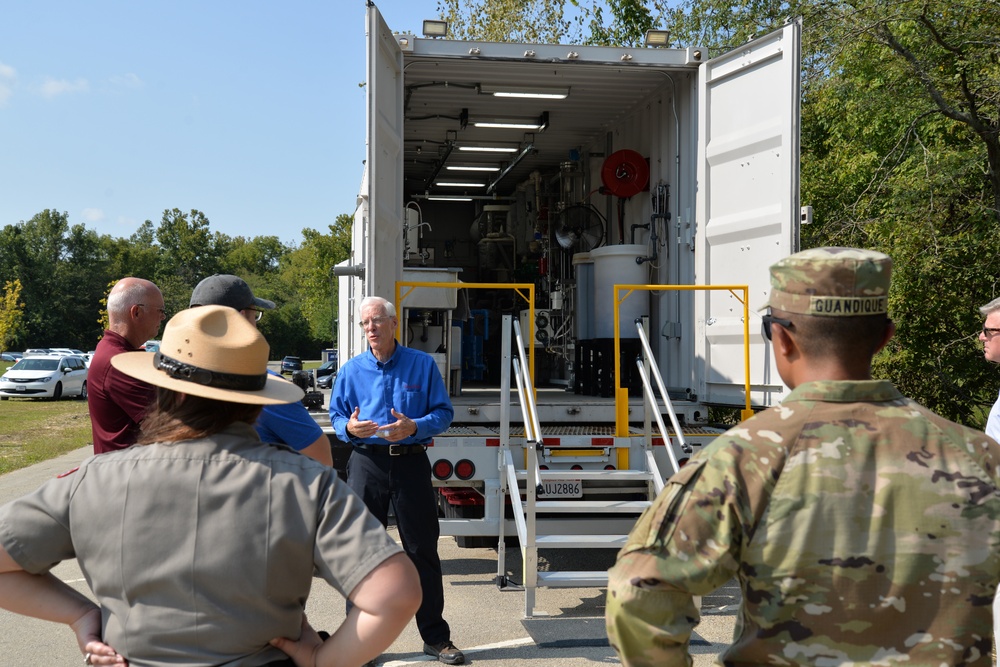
[539,479,582,498]
[15,385,25,392]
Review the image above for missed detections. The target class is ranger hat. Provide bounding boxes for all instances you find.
[112,305,303,405]
[189,274,276,311]
[763,247,891,317]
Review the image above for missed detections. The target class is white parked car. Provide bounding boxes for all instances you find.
[0,354,89,400]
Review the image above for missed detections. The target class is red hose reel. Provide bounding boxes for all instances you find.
[601,149,649,198]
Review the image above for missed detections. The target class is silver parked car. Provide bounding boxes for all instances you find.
[0,354,89,400]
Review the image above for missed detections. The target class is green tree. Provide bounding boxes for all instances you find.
[797,0,1000,423]
[0,279,25,352]
[437,0,572,42]
[154,209,220,287]
[219,235,287,277]
[0,210,110,350]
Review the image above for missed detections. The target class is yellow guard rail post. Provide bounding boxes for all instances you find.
[613,284,753,437]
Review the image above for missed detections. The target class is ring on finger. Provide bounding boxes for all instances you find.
[85,653,93,665]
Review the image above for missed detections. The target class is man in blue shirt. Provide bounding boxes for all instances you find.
[330,296,462,666]
[190,274,332,466]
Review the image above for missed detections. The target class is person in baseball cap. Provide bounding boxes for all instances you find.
[190,274,275,320]
[187,274,334,466]
[607,247,1000,665]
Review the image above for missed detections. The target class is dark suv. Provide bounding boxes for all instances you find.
[280,355,302,375]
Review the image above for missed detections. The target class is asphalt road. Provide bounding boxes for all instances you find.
[0,446,740,667]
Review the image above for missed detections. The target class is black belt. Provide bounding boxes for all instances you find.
[356,443,428,456]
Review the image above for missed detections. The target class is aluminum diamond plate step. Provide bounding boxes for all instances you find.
[528,500,650,513]
[536,571,610,587]
[516,470,653,481]
[535,534,628,548]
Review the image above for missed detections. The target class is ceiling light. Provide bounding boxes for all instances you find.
[644,30,670,47]
[426,195,473,202]
[423,20,448,38]
[458,145,519,153]
[480,84,569,100]
[435,181,485,187]
[446,165,500,172]
[473,112,549,131]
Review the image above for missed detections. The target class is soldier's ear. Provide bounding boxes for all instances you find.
[873,318,895,355]
[772,322,798,360]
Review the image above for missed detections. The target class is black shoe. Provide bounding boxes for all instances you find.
[423,641,465,665]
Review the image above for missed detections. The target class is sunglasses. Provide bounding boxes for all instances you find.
[761,313,793,341]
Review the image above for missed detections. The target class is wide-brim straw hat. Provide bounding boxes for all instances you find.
[112,305,303,405]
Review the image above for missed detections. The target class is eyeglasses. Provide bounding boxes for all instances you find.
[138,304,166,316]
[241,308,264,322]
[359,316,392,329]
[983,327,1000,337]
[761,313,794,341]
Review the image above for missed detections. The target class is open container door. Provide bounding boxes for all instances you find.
[694,20,801,409]
[349,3,405,358]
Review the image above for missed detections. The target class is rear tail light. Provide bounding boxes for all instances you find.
[432,460,454,480]
[455,459,475,480]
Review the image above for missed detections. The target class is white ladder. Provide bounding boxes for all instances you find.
[497,316,672,617]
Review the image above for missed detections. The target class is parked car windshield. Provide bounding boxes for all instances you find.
[12,358,60,371]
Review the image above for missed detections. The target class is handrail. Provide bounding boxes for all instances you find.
[635,318,692,463]
[634,359,680,478]
[613,283,753,436]
[512,319,544,495]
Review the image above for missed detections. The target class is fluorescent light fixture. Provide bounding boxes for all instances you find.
[427,195,473,202]
[474,120,541,129]
[423,20,448,38]
[480,84,569,100]
[435,181,485,187]
[473,112,549,131]
[446,165,501,172]
[644,30,670,46]
[458,145,519,153]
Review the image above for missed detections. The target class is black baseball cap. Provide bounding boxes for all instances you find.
[189,274,276,311]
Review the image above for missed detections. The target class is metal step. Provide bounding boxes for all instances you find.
[529,500,650,513]
[535,534,627,549]
[516,470,653,481]
[536,570,610,587]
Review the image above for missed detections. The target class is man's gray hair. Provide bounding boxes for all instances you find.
[980,297,1000,317]
[360,296,396,317]
[107,281,149,320]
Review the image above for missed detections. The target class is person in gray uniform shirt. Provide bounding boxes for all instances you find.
[0,305,420,667]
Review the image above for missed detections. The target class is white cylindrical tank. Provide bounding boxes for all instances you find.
[591,244,648,339]
[572,252,594,340]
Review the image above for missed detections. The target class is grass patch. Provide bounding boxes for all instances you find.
[0,398,92,475]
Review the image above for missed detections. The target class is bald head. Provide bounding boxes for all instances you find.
[107,277,165,347]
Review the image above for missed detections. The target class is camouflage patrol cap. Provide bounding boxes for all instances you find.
[763,247,891,317]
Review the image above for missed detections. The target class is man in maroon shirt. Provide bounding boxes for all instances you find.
[88,277,166,454]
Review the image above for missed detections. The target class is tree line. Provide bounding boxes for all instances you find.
[0,208,351,361]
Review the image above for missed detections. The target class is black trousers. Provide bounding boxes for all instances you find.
[347,447,451,646]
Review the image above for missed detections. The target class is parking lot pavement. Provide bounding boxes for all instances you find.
[0,447,738,666]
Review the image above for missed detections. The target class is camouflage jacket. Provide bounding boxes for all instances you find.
[606,380,1000,666]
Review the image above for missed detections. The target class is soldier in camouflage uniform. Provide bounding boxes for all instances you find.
[605,247,1000,666]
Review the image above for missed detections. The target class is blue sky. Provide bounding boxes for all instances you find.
[0,1,436,246]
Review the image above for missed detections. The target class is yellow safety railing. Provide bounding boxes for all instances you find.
[613,284,753,436]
